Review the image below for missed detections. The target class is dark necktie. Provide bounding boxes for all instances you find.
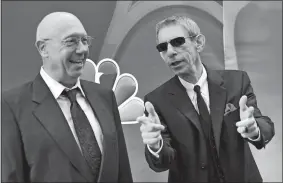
[194,85,225,182]
[194,85,211,139]
[62,88,101,181]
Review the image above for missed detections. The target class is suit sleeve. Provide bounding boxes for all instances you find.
[241,71,275,149]
[1,98,29,182]
[111,91,133,182]
[144,95,178,172]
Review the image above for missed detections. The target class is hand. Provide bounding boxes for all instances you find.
[236,95,259,139]
[137,102,165,150]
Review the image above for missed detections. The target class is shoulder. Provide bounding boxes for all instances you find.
[145,76,176,100]
[214,69,250,84]
[216,69,247,78]
[211,69,252,94]
[80,79,114,97]
[2,81,33,105]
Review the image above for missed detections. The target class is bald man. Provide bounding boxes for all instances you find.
[2,12,133,182]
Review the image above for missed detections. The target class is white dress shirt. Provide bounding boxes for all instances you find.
[178,64,210,114]
[40,67,104,154]
[148,65,260,157]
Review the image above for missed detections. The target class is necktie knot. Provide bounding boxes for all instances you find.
[194,85,201,94]
[62,88,79,103]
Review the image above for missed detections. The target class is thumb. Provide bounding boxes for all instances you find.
[239,95,248,111]
[145,102,160,124]
[247,106,254,118]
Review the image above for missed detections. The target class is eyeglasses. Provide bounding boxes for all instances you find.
[156,36,196,52]
[44,35,94,48]
[61,36,93,47]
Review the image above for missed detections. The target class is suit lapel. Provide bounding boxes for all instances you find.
[81,81,119,182]
[32,74,94,182]
[207,69,227,155]
[166,76,204,138]
[166,69,227,155]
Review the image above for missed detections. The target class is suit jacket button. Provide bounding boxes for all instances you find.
[201,163,206,169]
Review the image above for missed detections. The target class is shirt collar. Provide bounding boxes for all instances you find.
[40,67,85,99]
[178,64,207,91]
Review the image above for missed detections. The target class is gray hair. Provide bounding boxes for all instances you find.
[156,15,201,40]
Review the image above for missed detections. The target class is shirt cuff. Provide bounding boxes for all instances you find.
[147,139,163,158]
[248,128,261,141]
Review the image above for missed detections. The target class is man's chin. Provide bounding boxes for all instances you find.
[72,72,82,79]
[68,70,82,80]
[172,67,187,76]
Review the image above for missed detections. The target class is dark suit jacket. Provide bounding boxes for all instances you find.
[144,69,274,183]
[2,74,133,182]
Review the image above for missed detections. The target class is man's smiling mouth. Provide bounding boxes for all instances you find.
[70,59,84,65]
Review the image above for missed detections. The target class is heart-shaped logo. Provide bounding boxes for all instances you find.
[80,58,145,124]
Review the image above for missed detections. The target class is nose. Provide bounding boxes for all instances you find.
[75,40,89,55]
[166,43,177,58]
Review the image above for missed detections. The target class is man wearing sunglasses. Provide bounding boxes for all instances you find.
[137,15,274,183]
[2,12,132,182]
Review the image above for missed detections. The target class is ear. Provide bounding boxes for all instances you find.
[195,34,205,52]
[35,40,48,58]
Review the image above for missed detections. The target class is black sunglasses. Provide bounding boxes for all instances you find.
[156,36,195,52]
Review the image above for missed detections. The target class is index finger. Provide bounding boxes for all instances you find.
[145,102,156,118]
[239,95,248,111]
[145,102,161,124]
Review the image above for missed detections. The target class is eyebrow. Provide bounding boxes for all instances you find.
[62,33,87,39]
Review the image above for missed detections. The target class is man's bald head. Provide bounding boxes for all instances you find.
[35,12,89,87]
[36,12,86,42]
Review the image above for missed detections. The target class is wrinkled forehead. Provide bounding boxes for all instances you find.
[157,24,188,44]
